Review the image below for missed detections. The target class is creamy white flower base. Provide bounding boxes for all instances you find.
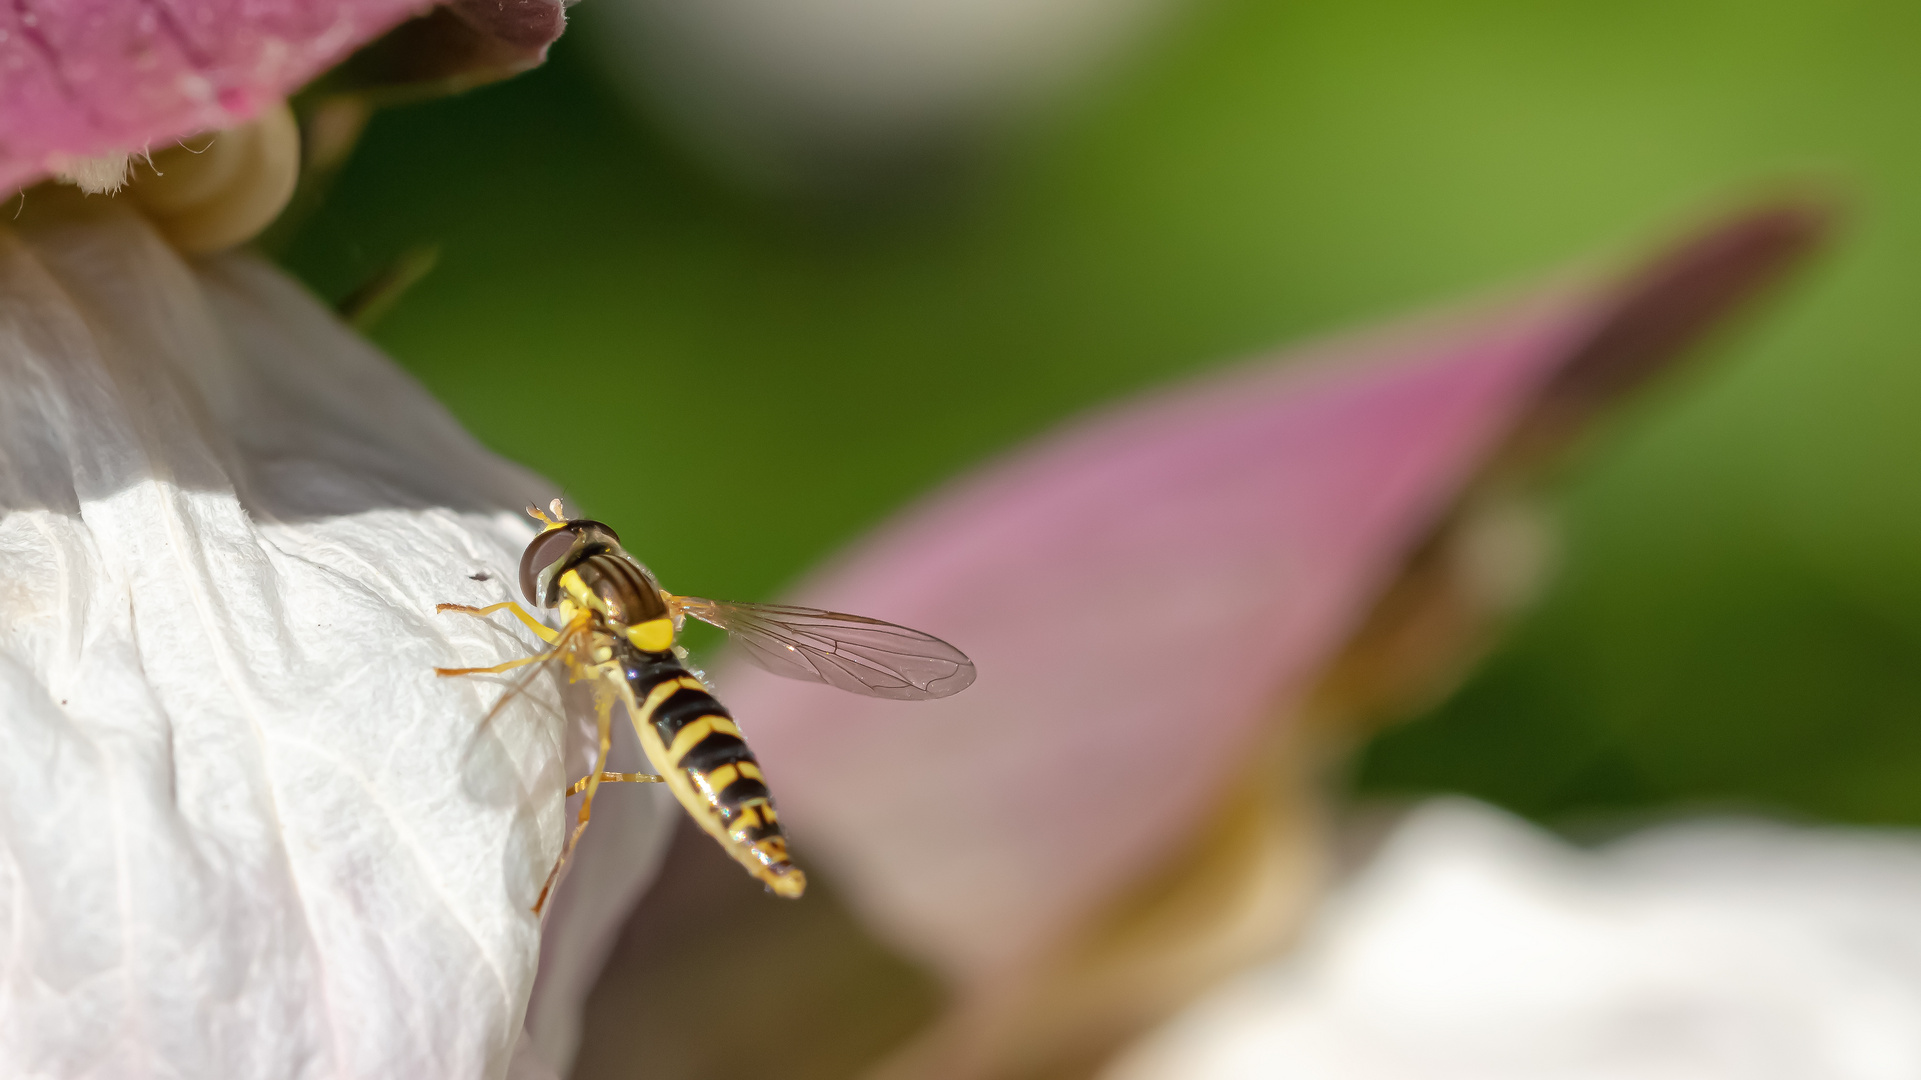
[0,208,673,1079]
[1108,799,1921,1080]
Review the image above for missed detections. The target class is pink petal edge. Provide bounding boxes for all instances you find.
[1,0,425,193]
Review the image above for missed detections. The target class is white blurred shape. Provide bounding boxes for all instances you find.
[583,0,1183,187]
[1108,799,1921,1080]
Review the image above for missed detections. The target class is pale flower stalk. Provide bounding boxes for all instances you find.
[0,205,674,1078]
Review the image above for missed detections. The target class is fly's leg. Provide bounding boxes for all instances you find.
[534,674,618,914]
[566,772,664,795]
[433,653,549,678]
[432,608,600,914]
[436,600,560,644]
[434,610,587,679]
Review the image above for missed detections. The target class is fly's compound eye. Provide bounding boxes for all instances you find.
[568,519,620,543]
[519,527,582,605]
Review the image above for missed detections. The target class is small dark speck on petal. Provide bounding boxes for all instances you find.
[470,571,491,581]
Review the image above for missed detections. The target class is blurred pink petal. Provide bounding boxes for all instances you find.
[0,0,565,193]
[714,204,1824,985]
[734,300,1579,980]
[446,0,565,52]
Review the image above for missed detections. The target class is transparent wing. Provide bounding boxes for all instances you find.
[674,597,976,700]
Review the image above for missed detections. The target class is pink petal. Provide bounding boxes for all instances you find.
[446,0,564,52]
[714,205,1823,983]
[1,0,423,192]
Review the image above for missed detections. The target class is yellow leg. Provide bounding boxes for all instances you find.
[565,772,664,796]
[436,600,561,644]
[534,676,618,914]
[433,653,548,678]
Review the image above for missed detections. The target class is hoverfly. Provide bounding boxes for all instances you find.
[435,501,975,910]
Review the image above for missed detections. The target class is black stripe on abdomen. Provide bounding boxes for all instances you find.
[651,684,728,743]
[615,639,795,870]
[620,647,690,698]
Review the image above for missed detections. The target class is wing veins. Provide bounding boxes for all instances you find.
[677,596,975,700]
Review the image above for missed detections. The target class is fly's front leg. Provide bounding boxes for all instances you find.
[436,600,560,644]
[433,605,582,678]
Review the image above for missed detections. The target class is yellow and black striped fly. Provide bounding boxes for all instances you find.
[436,500,975,910]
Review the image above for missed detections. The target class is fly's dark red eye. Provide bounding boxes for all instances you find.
[519,528,582,605]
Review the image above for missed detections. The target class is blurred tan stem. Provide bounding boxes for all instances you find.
[125,103,301,254]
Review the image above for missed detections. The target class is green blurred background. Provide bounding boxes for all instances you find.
[284,0,1921,853]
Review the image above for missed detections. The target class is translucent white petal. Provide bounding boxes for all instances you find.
[1109,800,1921,1080]
[0,206,673,1079]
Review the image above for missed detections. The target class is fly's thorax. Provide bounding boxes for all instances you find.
[568,553,667,623]
[557,559,676,652]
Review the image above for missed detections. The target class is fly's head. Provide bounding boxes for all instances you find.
[519,500,624,609]
[519,501,676,652]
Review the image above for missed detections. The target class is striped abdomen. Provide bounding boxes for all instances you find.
[617,642,805,898]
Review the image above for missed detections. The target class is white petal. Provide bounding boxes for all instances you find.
[0,207,673,1079]
[1108,800,1921,1080]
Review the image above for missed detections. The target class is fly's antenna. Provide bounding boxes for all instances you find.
[527,502,564,530]
[549,497,569,522]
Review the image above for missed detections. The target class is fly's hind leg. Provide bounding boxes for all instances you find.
[566,772,663,795]
[433,653,549,678]
[534,675,619,914]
